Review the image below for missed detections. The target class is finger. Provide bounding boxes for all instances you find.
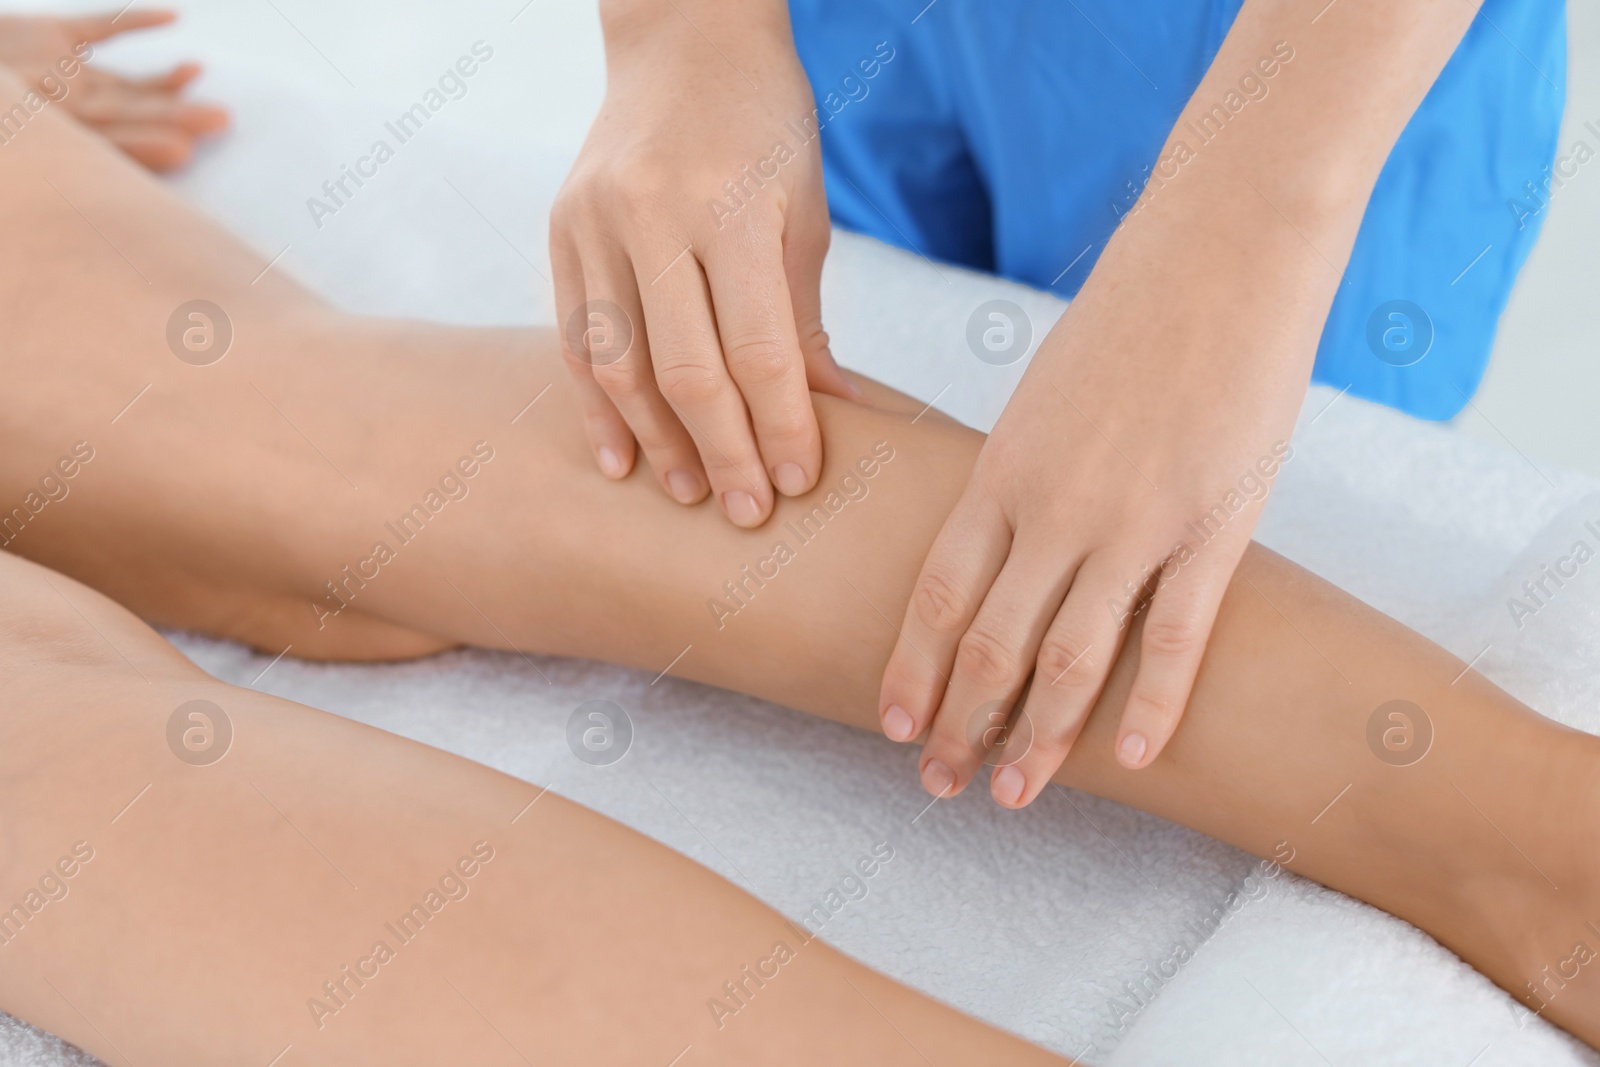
[134,61,201,92]
[173,99,229,135]
[73,87,228,133]
[550,223,636,480]
[639,245,773,527]
[877,487,1009,766]
[69,8,175,43]
[702,217,823,499]
[918,543,1076,798]
[1117,538,1246,769]
[782,201,859,403]
[95,121,192,171]
[584,249,710,503]
[79,63,194,96]
[992,552,1140,809]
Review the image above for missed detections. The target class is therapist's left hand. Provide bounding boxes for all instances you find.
[877,222,1317,808]
[872,0,1481,808]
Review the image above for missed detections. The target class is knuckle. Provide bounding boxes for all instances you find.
[615,167,676,215]
[910,568,972,636]
[654,356,727,409]
[953,627,1024,689]
[548,189,581,233]
[1142,615,1203,659]
[976,428,1030,476]
[723,334,794,388]
[616,180,658,216]
[1036,638,1099,691]
[591,358,652,400]
[751,408,816,456]
[550,182,601,232]
[767,429,817,467]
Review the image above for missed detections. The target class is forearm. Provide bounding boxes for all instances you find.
[596,0,800,103]
[1040,0,1485,448]
[1164,0,1480,212]
[598,0,793,54]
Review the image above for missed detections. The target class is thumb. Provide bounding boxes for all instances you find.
[783,203,861,402]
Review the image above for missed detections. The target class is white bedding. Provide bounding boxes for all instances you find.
[5,16,1600,1067]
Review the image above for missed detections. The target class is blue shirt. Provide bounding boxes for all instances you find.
[789,0,1567,419]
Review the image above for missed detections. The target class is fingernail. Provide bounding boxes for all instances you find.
[991,764,1025,806]
[921,758,955,797]
[882,704,914,742]
[597,447,626,479]
[722,490,761,526]
[665,469,700,504]
[1118,732,1148,768]
[773,462,808,496]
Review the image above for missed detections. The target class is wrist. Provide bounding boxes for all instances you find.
[1023,200,1335,438]
[1078,202,1337,363]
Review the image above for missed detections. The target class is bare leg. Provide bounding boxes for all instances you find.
[0,550,1064,1065]
[0,61,1594,1044]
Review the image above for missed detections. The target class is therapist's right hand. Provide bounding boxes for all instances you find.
[551,0,856,528]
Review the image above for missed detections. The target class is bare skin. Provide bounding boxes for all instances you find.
[0,51,1596,1059]
[564,0,1486,792]
[0,552,1065,1065]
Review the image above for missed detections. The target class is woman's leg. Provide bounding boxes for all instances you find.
[1,60,1594,1042]
[0,548,1064,1065]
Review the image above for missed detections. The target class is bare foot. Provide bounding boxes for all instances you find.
[0,8,227,171]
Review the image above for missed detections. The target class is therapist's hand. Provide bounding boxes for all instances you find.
[882,281,1306,805]
[551,0,856,528]
[878,173,1330,808]
[875,0,1483,805]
